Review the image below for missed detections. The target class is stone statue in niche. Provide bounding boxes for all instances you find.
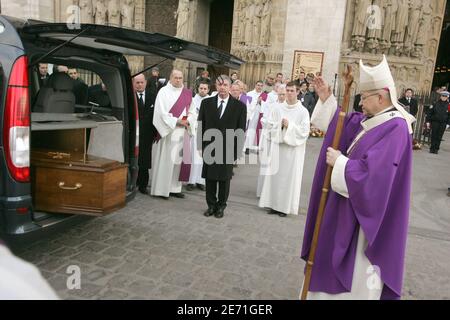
[380,0,398,54]
[93,0,107,25]
[237,1,246,43]
[244,0,255,45]
[120,0,135,28]
[252,0,263,46]
[351,0,372,51]
[260,0,271,46]
[391,0,409,56]
[417,0,433,43]
[107,0,121,26]
[175,0,190,39]
[366,0,384,54]
[404,0,422,57]
[79,0,93,24]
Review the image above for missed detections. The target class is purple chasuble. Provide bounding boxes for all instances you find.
[154,88,193,182]
[301,108,412,300]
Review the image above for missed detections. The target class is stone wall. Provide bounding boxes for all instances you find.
[145,0,179,81]
[282,0,348,85]
[1,0,54,21]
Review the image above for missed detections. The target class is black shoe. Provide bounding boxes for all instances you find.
[170,192,185,199]
[197,184,205,191]
[139,188,149,195]
[204,207,216,217]
[214,208,225,219]
[267,209,278,215]
[245,149,250,155]
[278,212,287,218]
[186,184,195,191]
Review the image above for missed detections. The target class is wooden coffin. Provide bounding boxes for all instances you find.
[31,150,128,216]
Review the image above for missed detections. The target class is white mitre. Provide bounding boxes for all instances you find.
[359,55,416,134]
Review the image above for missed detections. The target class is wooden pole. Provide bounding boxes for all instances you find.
[300,65,354,300]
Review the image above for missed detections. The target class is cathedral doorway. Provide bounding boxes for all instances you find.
[432,2,450,89]
[207,0,235,79]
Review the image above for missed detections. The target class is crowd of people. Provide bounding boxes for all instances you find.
[134,65,450,217]
[12,57,446,300]
[132,55,435,299]
[133,67,329,219]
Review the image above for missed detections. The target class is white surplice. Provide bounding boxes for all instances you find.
[151,83,196,197]
[256,100,280,197]
[258,101,310,215]
[188,93,209,186]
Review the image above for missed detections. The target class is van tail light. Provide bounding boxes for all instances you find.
[3,56,30,183]
[133,93,139,157]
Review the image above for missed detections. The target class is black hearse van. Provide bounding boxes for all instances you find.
[0,15,243,243]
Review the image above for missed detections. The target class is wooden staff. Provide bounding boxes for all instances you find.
[300,65,354,300]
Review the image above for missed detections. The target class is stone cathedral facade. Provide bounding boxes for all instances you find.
[1,0,448,94]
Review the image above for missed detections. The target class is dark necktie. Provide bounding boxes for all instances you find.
[218,100,224,118]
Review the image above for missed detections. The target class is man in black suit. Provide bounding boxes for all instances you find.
[68,68,88,105]
[398,88,418,117]
[133,74,157,194]
[37,63,50,87]
[197,75,247,219]
[146,67,165,97]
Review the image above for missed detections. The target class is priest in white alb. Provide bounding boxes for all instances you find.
[259,82,310,217]
[151,70,196,199]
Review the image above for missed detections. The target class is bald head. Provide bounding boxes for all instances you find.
[133,74,147,93]
[170,69,184,88]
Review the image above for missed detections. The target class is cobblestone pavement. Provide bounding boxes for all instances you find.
[13,132,450,300]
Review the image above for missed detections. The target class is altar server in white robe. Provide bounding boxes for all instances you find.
[186,82,210,191]
[151,70,196,199]
[256,84,286,197]
[259,82,310,217]
[245,80,265,152]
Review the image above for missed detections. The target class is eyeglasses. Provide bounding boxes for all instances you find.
[361,92,380,101]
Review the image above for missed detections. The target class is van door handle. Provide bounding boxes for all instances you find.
[58,182,83,190]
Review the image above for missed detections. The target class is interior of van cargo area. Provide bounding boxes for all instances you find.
[28,58,129,218]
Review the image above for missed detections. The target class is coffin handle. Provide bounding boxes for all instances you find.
[58,182,83,190]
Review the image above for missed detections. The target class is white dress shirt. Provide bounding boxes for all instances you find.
[137,91,146,104]
[217,95,230,118]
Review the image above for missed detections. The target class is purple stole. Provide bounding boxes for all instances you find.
[256,93,268,146]
[155,88,193,182]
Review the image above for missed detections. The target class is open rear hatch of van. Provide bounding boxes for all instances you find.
[19,21,244,68]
